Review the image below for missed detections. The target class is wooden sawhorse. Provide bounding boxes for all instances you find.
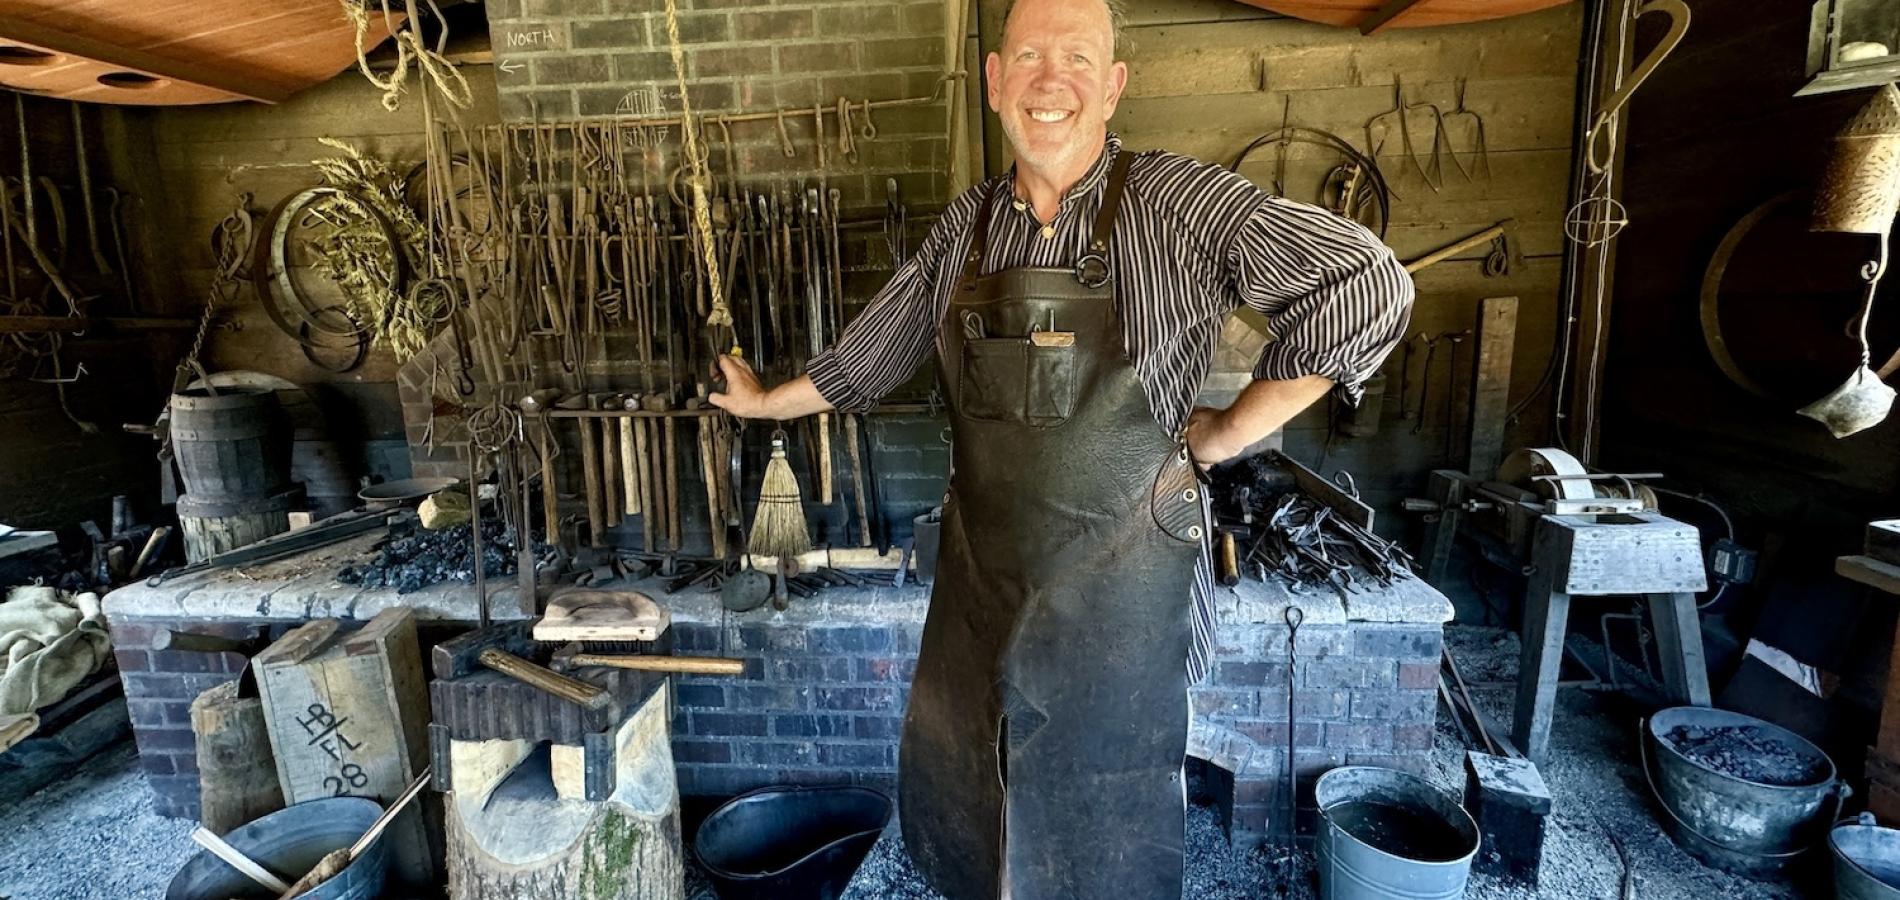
[1515,513,1711,765]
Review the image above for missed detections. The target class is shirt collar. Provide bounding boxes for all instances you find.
[1007,133,1122,209]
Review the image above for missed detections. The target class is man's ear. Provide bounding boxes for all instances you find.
[1102,60,1129,119]
[985,51,1003,112]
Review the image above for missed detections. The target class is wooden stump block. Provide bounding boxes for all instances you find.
[445,683,682,900]
[190,679,284,834]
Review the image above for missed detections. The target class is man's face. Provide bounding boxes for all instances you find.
[985,0,1128,179]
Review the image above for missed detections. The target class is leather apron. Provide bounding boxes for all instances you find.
[898,152,1208,900]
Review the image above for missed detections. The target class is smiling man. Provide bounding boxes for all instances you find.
[709,0,1412,896]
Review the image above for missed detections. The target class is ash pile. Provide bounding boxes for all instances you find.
[338,519,553,594]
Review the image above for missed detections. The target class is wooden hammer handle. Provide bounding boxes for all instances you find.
[568,654,747,676]
[478,648,612,710]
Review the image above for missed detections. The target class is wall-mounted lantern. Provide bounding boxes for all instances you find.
[1804,0,1900,96]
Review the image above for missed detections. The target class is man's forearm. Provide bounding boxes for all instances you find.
[1190,374,1335,464]
[747,375,835,421]
[1225,374,1334,442]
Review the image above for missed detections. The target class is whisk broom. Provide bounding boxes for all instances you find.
[749,428,811,608]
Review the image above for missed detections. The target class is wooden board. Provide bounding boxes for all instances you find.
[534,589,669,642]
[0,3,399,105]
[1869,521,1900,567]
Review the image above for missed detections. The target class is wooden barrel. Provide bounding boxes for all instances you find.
[178,492,294,563]
[170,387,293,501]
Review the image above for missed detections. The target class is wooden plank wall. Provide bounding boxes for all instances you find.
[120,67,503,388]
[1114,0,1582,518]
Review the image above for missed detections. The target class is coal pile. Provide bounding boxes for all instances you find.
[337,519,548,594]
[1664,724,1828,786]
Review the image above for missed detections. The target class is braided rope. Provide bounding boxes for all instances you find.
[662,0,734,339]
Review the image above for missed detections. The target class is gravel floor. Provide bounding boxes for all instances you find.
[0,625,1821,898]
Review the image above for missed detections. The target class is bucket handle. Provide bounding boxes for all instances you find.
[1637,716,1851,862]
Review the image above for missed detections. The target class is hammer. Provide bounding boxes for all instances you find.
[550,642,746,676]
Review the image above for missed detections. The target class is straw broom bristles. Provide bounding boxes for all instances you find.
[749,429,811,559]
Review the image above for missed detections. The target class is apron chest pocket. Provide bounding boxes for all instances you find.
[959,338,1075,426]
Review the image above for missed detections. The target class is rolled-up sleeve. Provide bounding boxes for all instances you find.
[804,200,971,412]
[1228,196,1413,404]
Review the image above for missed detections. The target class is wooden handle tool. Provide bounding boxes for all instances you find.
[578,417,605,546]
[636,418,656,553]
[478,648,612,710]
[192,827,289,894]
[698,418,727,559]
[599,402,621,528]
[619,416,641,515]
[563,652,746,676]
[817,412,834,505]
[844,414,871,547]
[538,424,560,542]
[662,415,683,552]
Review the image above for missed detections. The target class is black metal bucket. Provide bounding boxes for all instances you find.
[694,785,892,900]
[1643,707,1848,879]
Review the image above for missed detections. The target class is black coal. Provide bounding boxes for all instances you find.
[1664,724,1827,787]
[337,519,549,594]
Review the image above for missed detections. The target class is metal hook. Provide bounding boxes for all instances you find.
[774,109,797,158]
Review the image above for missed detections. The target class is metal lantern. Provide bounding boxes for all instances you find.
[1802,0,1900,96]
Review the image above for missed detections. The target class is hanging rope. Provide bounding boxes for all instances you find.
[341,0,473,112]
[662,0,736,345]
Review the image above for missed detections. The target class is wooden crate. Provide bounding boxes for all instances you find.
[254,608,435,884]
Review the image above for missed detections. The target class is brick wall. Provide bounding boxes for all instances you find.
[112,590,1441,845]
[109,619,261,817]
[484,0,953,209]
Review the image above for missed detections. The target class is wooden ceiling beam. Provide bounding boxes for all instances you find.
[0,15,291,103]
[1358,0,1434,34]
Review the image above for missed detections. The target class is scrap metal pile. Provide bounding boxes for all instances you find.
[1251,493,1415,591]
[1214,454,1416,592]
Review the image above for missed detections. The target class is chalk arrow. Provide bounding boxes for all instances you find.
[499,59,524,75]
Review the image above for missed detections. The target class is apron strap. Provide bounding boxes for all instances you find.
[957,146,1136,291]
[1076,150,1134,288]
[956,180,1003,290]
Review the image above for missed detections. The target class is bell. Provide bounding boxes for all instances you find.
[1797,365,1897,437]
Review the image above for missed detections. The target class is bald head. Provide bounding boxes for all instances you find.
[1003,0,1127,58]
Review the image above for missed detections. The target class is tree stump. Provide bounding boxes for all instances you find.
[190,679,284,834]
[445,683,682,900]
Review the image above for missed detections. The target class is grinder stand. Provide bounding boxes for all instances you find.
[1415,448,1711,765]
[1515,513,1710,764]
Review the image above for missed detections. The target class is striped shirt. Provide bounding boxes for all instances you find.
[806,134,1414,681]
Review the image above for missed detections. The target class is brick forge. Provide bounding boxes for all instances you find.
[104,566,1449,844]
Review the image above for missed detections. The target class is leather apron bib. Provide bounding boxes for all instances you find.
[898,152,1208,900]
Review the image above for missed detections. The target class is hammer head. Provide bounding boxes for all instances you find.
[548,642,583,673]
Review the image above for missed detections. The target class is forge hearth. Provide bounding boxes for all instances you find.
[105,541,1448,845]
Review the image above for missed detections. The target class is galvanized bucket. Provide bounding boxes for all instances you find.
[167,797,389,900]
[1315,766,1480,900]
[1832,812,1900,900]
[1643,706,1848,879]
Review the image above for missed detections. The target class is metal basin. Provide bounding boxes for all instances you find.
[1833,812,1900,900]
[167,797,388,900]
[1315,766,1479,900]
[694,785,891,900]
[1644,706,1845,879]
